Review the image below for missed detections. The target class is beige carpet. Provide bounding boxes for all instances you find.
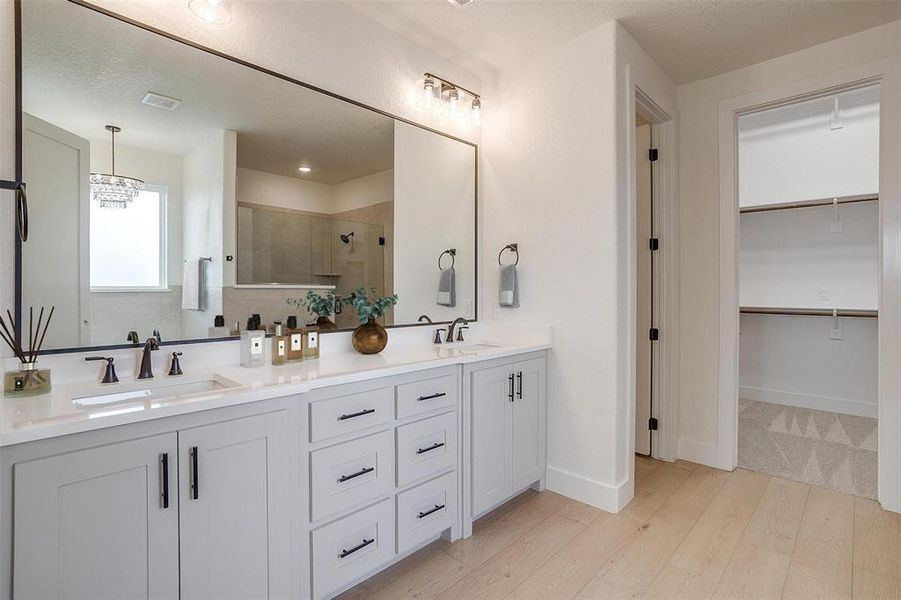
[738,399,877,499]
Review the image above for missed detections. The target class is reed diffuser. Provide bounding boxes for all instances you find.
[1,306,54,396]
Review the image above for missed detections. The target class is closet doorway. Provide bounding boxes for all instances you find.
[736,84,880,498]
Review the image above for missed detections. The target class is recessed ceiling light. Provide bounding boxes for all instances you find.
[188,0,230,24]
[298,166,312,173]
[446,0,476,6]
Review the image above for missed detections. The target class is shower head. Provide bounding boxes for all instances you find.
[340,231,355,244]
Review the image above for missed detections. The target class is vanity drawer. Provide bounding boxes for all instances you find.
[310,386,393,442]
[396,374,457,419]
[396,472,456,554]
[396,412,456,486]
[312,498,395,600]
[310,431,394,522]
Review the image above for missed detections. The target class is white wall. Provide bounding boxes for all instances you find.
[740,314,878,418]
[482,21,676,511]
[332,170,394,214]
[394,121,475,323]
[740,203,879,309]
[677,21,901,479]
[738,85,880,207]
[181,131,234,338]
[236,167,333,214]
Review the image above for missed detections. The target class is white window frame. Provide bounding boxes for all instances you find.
[90,184,169,293]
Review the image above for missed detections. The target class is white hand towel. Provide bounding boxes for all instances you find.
[182,258,203,310]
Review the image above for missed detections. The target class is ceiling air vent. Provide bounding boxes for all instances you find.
[446,0,476,6]
[141,92,182,111]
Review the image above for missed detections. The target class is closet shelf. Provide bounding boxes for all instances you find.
[740,306,877,319]
[740,194,878,214]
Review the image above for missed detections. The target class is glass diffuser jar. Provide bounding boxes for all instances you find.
[3,361,51,396]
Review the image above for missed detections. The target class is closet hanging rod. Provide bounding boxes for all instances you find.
[740,195,878,214]
[740,307,877,319]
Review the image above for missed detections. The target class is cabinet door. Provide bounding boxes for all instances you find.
[512,357,546,491]
[179,411,292,600]
[470,364,514,516]
[14,433,179,600]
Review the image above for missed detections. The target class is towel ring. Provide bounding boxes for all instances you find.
[438,249,456,271]
[498,243,519,266]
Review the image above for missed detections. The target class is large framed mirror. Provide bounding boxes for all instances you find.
[17,0,477,353]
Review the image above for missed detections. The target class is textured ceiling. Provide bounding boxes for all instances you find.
[343,0,901,84]
[22,0,394,184]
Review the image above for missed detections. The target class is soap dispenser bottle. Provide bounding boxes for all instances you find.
[272,324,287,365]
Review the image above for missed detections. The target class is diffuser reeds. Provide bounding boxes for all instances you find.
[0,306,54,364]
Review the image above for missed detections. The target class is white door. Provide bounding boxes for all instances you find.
[178,411,292,600]
[13,433,179,599]
[470,364,514,516]
[23,113,91,348]
[512,357,546,491]
[635,121,653,456]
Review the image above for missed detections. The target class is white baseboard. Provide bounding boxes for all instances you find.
[546,466,632,513]
[740,386,877,419]
[678,439,733,471]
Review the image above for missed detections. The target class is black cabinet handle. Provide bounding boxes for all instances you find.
[15,182,27,243]
[160,453,169,509]
[190,446,199,500]
[416,442,445,455]
[338,466,375,483]
[338,408,376,421]
[417,392,447,402]
[340,538,375,558]
[517,371,523,399]
[508,374,515,402]
[418,504,446,519]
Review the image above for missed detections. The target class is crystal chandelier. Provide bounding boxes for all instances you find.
[90,125,144,208]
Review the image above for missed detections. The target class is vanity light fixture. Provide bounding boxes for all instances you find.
[90,125,145,209]
[421,73,481,125]
[298,165,312,173]
[188,0,230,24]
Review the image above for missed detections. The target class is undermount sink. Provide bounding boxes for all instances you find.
[447,343,502,353]
[73,377,242,408]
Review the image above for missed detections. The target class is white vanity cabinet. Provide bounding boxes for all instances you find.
[13,433,180,600]
[465,352,547,523]
[305,366,461,599]
[6,400,298,600]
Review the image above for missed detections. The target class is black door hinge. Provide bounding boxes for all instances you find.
[648,417,658,431]
[649,328,659,341]
[648,148,658,162]
[649,238,659,251]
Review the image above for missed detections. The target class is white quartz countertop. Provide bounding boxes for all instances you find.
[1,339,550,447]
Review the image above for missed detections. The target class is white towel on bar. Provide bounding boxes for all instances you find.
[182,258,204,310]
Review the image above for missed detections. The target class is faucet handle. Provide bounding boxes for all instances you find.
[168,352,183,376]
[85,356,119,384]
[456,326,469,342]
[433,328,444,344]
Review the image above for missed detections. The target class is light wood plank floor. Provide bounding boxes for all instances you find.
[338,458,901,600]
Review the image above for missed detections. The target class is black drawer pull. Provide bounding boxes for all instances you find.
[160,453,169,509]
[338,408,376,421]
[417,392,447,402]
[416,442,445,455]
[418,504,446,519]
[508,373,515,402]
[338,466,375,483]
[189,446,199,500]
[340,538,375,558]
[517,371,523,399]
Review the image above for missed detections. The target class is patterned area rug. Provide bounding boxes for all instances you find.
[738,399,877,499]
